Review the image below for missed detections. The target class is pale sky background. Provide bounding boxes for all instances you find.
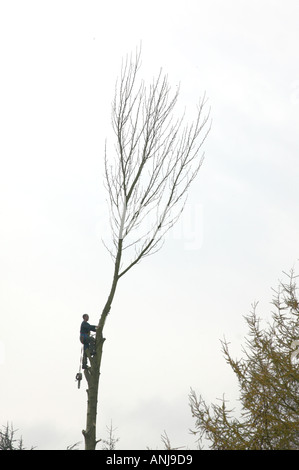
[1,0,299,450]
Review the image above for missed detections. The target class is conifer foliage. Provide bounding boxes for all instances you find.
[190,269,299,450]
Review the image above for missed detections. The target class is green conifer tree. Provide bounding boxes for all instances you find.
[190,269,299,450]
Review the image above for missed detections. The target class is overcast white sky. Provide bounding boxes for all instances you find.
[1,0,299,450]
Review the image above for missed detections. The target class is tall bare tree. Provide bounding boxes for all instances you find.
[82,49,211,450]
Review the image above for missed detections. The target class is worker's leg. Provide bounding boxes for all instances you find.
[81,335,91,369]
[82,344,88,369]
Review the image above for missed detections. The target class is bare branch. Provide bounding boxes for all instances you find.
[103,50,211,276]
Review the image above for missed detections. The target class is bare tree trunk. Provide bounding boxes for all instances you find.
[83,351,101,450]
[82,241,122,450]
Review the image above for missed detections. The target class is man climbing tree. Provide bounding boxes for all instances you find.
[80,314,97,369]
[81,48,211,450]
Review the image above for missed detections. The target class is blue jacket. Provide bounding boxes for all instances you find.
[80,321,96,336]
